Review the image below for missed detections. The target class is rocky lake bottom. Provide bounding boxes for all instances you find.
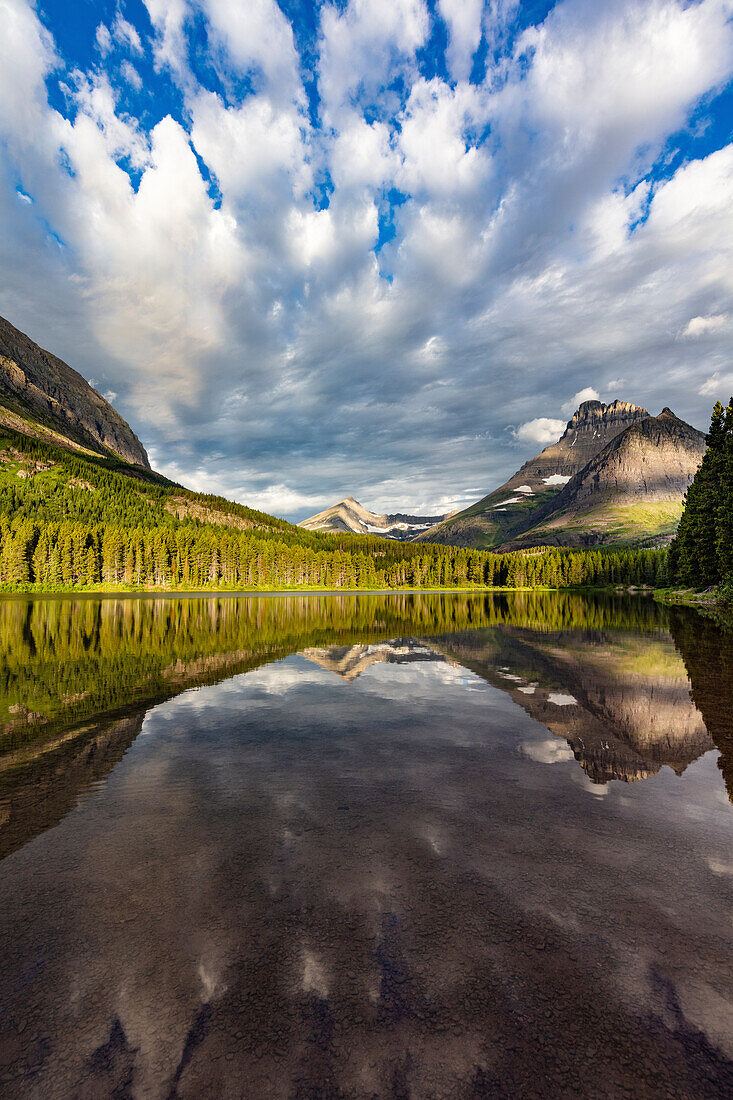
[0,591,731,1098]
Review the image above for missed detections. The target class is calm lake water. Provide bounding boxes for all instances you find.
[0,591,731,1098]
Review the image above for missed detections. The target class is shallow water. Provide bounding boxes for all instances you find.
[0,591,731,1098]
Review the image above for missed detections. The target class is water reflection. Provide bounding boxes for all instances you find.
[0,592,731,1097]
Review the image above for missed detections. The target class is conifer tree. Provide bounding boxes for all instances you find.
[670,399,732,587]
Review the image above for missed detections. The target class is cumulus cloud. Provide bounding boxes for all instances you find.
[515,418,566,445]
[438,0,484,82]
[683,313,731,337]
[521,739,575,765]
[561,387,601,415]
[699,372,733,398]
[1,0,733,518]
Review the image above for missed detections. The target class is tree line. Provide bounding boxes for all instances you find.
[669,398,733,591]
[0,511,668,591]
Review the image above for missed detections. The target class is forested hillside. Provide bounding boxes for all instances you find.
[668,398,733,591]
[0,425,667,592]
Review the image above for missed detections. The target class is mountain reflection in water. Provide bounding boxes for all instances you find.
[0,591,731,1098]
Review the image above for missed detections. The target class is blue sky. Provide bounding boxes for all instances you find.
[1,0,733,519]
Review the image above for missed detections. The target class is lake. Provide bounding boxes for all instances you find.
[0,591,731,1098]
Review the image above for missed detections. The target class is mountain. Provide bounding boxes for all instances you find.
[302,638,455,680]
[417,400,650,548]
[504,408,706,549]
[418,401,704,550]
[299,496,454,540]
[0,314,149,467]
[433,623,713,786]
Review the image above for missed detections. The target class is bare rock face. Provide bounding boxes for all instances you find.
[436,626,713,786]
[0,315,149,467]
[553,408,705,506]
[507,399,651,488]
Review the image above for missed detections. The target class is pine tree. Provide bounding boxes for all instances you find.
[670,399,730,587]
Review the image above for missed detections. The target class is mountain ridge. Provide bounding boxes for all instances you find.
[299,496,455,540]
[416,399,653,548]
[503,407,706,549]
[0,314,149,467]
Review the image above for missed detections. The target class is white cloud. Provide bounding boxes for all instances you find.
[708,856,733,877]
[561,387,600,415]
[142,0,191,76]
[203,0,303,102]
[699,372,733,398]
[329,113,396,190]
[397,78,490,198]
[521,739,574,764]
[683,313,731,337]
[515,418,565,445]
[190,89,311,201]
[112,13,143,56]
[318,0,429,122]
[0,0,58,148]
[95,23,112,57]
[513,0,733,164]
[438,0,483,82]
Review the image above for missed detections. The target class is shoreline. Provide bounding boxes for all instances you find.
[654,587,722,608]
[0,583,663,601]
[654,587,732,627]
[0,585,552,600]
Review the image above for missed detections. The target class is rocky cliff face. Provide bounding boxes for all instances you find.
[508,399,650,488]
[435,626,713,786]
[0,315,149,467]
[548,408,705,507]
[302,639,454,680]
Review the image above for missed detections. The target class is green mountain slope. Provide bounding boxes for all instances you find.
[0,317,669,593]
[418,402,704,551]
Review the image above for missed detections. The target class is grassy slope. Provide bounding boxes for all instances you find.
[419,486,561,549]
[508,501,684,550]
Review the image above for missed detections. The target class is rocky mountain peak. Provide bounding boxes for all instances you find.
[416,396,692,551]
[299,496,452,540]
[566,399,648,431]
[505,398,651,488]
